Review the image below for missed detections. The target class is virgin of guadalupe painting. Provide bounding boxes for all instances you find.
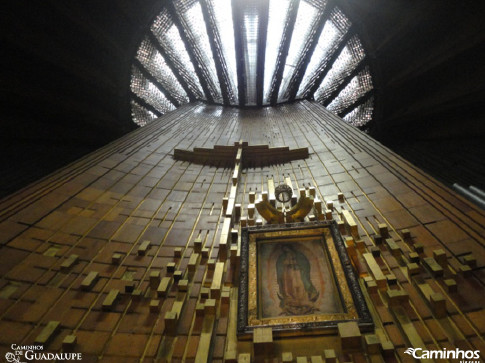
[238,222,373,337]
[258,238,343,319]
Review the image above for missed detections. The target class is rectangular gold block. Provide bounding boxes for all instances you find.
[178,279,188,291]
[238,353,251,363]
[253,327,273,357]
[385,238,401,258]
[62,334,77,349]
[112,253,122,264]
[188,253,200,273]
[341,210,358,238]
[282,352,293,362]
[365,334,380,354]
[363,253,387,289]
[378,223,389,238]
[423,257,444,277]
[210,262,224,299]
[164,311,178,335]
[433,249,447,268]
[137,240,150,256]
[324,349,336,363]
[35,321,60,344]
[194,236,202,252]
[149,299,160,312]
[157,277,171,297]
[204,299,216,314]
[60,254,79,271]
[386,288,409,307]
[149,270,160,289]
[81,271,98,291]
[430,293,447,318]
[338,321,361,350]
[102,289,119,311]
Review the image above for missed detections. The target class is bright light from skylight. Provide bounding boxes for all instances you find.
[210,0,239,103]
[132,0,374,128]
[278,0,321,102]
[264,0,291,104]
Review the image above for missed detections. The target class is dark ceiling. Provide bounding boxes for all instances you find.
[1,0,484,198]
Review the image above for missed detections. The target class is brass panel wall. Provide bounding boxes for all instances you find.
[0,101,483,362]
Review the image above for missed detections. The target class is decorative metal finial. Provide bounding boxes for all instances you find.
[275,184,293,203]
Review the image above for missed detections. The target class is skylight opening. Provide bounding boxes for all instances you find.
[243,9,259,105]
[151,10,205,99]
[342,96,374,127]
[297,8,351,98]
[278,0,321,102]
[314,36,365,103]
[131,100,158,127]
[131,0,374,128]
[326,67,373,114]
[130,66,176,115]
[263,0,291,104]
[176,0,223,103]
[136,38,190,105]
[209,0,239,104]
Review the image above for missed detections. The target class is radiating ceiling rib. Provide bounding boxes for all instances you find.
[342,96,374,127]
[314,35,366,103]
[149,17,204,101]
[263,0,291,105]
[146,33,196,102]
[200,0,237,105]
[130,1,374,128]
[165,1,215,103]
[239,0,262,106]
[231,0,247,106]
[326,67,373,115]
[136,36,190,105]
[133,58,181,107]
[286,0,335,102]
[131,99,158,127]
[296,7,351,99]
[256,0,270,106]
[130,66,176,115]
[277,0,327,103]
[130,93,162,118]
[321,59,366,106]
[303,28,353,99]
[337,89,374,118]
[268,0,301,106]
[173,0,224,103]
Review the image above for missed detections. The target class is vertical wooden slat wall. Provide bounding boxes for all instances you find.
[0,101,483,362]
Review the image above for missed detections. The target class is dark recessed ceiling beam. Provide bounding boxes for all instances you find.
[133,59,180,107]
[200,0,233,105]
[322,59,367,106]
[131,92,163,117]
[305,27,354,99]
[256,0,270,106]
[165,1,215,103]
[337,90,374,118]
[232,0,247,106]
[287,0,336,102]
[269,0,300,106]
[147,32,197,103]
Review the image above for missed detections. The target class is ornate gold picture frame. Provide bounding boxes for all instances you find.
[237,221,373,338]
